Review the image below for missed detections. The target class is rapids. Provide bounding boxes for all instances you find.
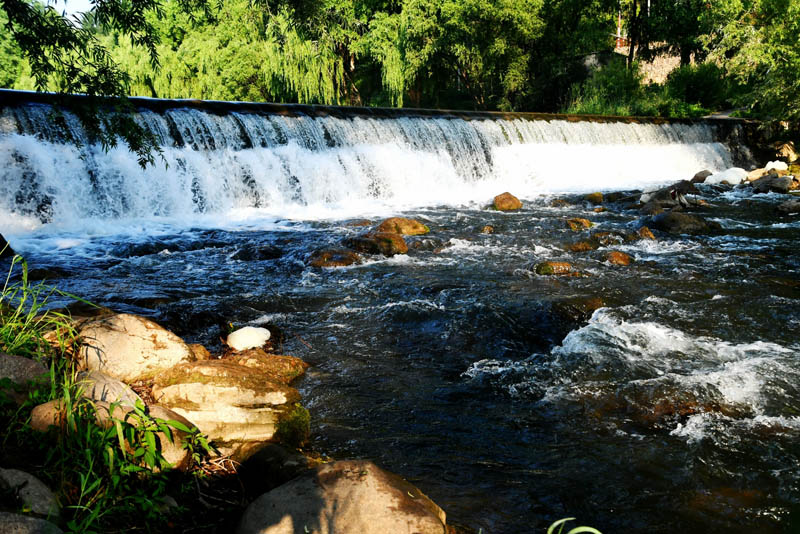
[2,97,798,532]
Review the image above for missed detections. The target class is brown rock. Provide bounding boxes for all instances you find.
[593,207,606,213]
[492,192,522,211]
[345,232,408,257]
[775,141,798,163]
[691,170,713,183]
[637,226,656,240]
[534,262,573,275]
[227,349,309,385]
[345,219,372,227]
[308,249,361,268]
[751,172,799,194]
[639,202,665,216]
[549,198,570,208]
[552,297,605,322]
[376,217,430,236]
[590,231,625,246]
[584,192,603,204]
[566,218,593,231]
[189,343,211,361]
[237,460,447,534]
[605,251,632,266]
[479,225,494,234]
[564,241,598,253]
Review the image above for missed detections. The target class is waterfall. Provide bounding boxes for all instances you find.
[0,97,740,233]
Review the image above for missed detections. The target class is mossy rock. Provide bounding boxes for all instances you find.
[534,261,573,275]
[308,249,362,268]
[344,232,408,257]
[584,192,603,205]
[376,217,430,236]
[566,218,593,231]
[275,403,310,448]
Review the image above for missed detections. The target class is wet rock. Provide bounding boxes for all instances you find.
[592,207,606,213]
[751,172,799,194]
[76,370,143,407]
[77,314,194,382]
[650,212,722,235]
[690,170,712,183]
[552,297,605,323]
[232,245,283,261]
[640,180,701,208]
[584,192,603,204]
[152,360,301,454]
[239,443,312,497]
[604,191,641,203]
[492,192,522,211]
[408,237,447,252]
[479,225,494,234]
[564,241,598,253]
[775,141,798,163]
[344,219,371,227]
[605,251,632,266]
[637,226,656,240]
[344,232,408,257]
[308,249,361,268]
[237,460,447,534]
[227,349,309,385]
[639,202,664,216]
[227,327,271,352]
[0,469,60,519]
[565,218,593,231]
[0,513,62,534]
[188,343,211,361]
[777,198,800,215]
[549,198,570,208]
[376,217,430,236]
[590,231,625,246]
[26,267,72,282]
[0,234,15,259]
[533,262,573,275]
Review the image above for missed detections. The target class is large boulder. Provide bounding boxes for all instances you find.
[0,469,60,520]
[77,314,194,382]
[640,180,702,207]
[492,192,522,211]
[344,233,408,257]
[0,353,49,405]
[690,170,712,184]
[705,168,747,185]
[0,513,62,534]
[650,212,722,235]
[237,460,447,534]
[376,217,430,236]
[152,360,301,453]
[751,172,799,194]
[0,234,15,259]
[228,349,309,385]
[76,370,143,407]
[227,327,271,352]
[308,249,361,268]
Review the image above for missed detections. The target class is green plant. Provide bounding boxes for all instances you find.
[547,517,602,534]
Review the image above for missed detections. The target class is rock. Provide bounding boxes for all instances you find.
[552,297,605,323]
[227,327,271,352]
[76,370,143,407]
[239,443,312,497]
[232,246,283,262]
[188,343,211,361]
[639,202,664,216]
[308,249,361,268]
[479,225,494,234]
[590,231,625,246]
[534,262,572,275]
[775,142,798,163]
[344,219,372,227]
[751,172,799,194]
[746,168,769,181]
[30,400,65,432]
[0,469,60,519]
[640,180,702,207]
[637,226,656,240]
[605,251,632,266]
[650,212,722,235]
[549,198,570,208]
[146,405,196,471]
[237,460,447,534]
[77,314,194,382]
[593,207,606,213]
[777,198,800,215]
[492,192,522,211]
[376,217,430,236]
[564,241,598,253]
[0,234,15,259]
[766,160,789,172]
[0,353,49,388]
[584,192,603,204]
[706,168,748,185]
[228,349,309,385]
[152,360,300,450]
[0,513,62,534]
[565,218,593,231]
[690,170,713,183]
[344,232,408,257]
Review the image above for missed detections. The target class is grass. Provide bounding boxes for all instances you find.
[1,255,219,533]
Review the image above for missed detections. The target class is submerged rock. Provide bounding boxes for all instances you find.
[232,245,283,261]
[566,218,593,231]
[308,249,361,268]
[533,262,573,275]
[376,217,430,235]
[344,232,408,257]
[237,460,447,534]
[77,314,194,383]
[650,212,721,235]
[492,192,522,211]
[227,326,271,352]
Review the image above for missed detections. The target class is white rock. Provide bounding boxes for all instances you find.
[706,167,747,185]
[766,160,789,172]
[227,327,271,351]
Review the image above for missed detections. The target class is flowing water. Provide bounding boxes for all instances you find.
[2,99,799,533]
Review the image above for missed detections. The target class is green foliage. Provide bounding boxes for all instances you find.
[547,517,602,534]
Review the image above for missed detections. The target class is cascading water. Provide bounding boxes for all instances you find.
[1,100,736,232]
[2,94,797,534]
